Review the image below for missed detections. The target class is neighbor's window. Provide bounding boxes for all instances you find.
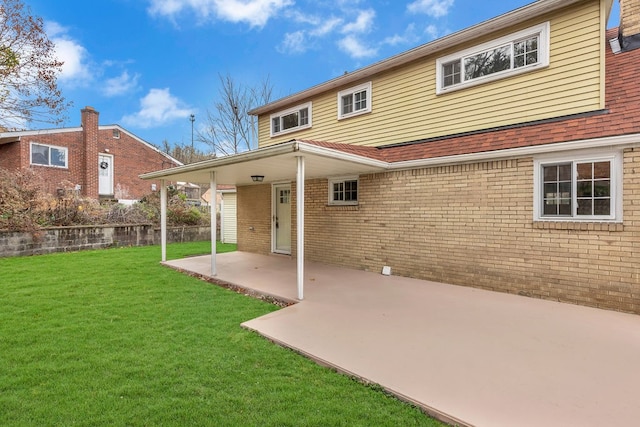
[338,82,372,119]
[534,151,622,221]
[329,177,358,205]
[437,22,549,94]
[112,129,121,139]
[30,142,68,168]
[270,102,312,137]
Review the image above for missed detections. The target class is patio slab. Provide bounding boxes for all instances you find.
[164,252,640,427]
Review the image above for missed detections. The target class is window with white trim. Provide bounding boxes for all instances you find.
[338,82,371,119]
[30,142,68,168]
[329,176,358,205]
[436,22,549,94]
[270,102,312,137]
[534,151,622,222]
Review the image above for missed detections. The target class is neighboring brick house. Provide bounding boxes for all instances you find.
[143,0,640,314]
[0,106,180,202]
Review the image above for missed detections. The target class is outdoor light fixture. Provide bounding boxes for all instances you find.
[251,175,265,182]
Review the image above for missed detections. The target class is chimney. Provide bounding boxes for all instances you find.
[81,106,99,198]
[619,0,640,51]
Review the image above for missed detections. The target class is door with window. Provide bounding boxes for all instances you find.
[273,183,291,254]
[98,154,114,196]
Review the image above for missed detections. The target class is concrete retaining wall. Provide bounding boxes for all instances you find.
[0,225,213,258]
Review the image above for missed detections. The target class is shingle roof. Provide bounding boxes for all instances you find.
[302,28,640,164]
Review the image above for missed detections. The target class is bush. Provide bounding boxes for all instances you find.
[0,168,210,230]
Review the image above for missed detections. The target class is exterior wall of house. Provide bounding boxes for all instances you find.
[237,184,272,254]
[293,148,640,314]
[0,141,22,170]
[257,0,604,148]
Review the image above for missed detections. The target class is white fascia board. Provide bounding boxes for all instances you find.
[296,141,389,169]
[388,133,640,171]
[140,142,297,180]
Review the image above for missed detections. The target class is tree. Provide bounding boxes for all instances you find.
[0,0,69,129]
[157,140,215,165]
[198,73,274,156]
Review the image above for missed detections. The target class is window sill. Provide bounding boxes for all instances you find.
[324,204,359,211]
[533,221,623,232]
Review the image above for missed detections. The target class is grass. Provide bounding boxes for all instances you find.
[0,242,444,426]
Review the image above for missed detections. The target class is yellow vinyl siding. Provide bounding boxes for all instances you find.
[258,0,603,148]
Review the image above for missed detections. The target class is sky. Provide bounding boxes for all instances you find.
[24,0,621,151]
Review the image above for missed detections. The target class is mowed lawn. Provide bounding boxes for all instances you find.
[0,242,443,426]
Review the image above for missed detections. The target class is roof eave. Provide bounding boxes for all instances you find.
[248,0,584,116]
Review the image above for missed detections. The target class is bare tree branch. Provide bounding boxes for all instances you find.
[0,0,70,129]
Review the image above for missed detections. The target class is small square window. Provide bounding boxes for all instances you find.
[337,82,371,119]
[112,129,121,139]
[329,177,358,205]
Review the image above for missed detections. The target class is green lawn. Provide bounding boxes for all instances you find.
[0,242,444,426]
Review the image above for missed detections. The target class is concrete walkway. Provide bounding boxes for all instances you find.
[164,252,640,427]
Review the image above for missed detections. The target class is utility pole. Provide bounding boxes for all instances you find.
[189,114,195,163]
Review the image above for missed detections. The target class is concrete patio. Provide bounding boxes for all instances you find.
[163,252,640,427]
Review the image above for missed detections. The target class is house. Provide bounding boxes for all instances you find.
[201,185,237,243]
[142,0,640,314]
[0,106,180,203]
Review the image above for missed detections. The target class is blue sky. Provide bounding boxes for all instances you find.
[26,0,621,151]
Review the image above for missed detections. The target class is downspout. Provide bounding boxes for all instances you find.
[210,171,217,276]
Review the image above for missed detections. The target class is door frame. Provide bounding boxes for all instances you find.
[98,153,114,196]
[271,182,292,255]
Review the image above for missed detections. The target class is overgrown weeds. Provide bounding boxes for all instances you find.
[0,168,209,231]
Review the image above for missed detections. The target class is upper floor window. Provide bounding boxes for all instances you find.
[30,142,68,168]
[270,102,312,137]
[328,176,358,205]
[436,22,549,94]
[112,129,121,139]
[338,82,372,119]
[533,150,622,222]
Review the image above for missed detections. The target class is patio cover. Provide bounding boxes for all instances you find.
[139,140,388,299]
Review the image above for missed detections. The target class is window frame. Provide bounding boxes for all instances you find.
[269,102,312,137]
[533,150,623,222]
[436,22,550,95]
[328,176,359,206]
[337,81,372,120]
[30,142,68,169]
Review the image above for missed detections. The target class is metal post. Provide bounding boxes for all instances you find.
[296,156,305,300]
[160,179,167,262]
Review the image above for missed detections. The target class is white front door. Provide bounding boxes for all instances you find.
[273,183,291,254]
[98,154,114,196]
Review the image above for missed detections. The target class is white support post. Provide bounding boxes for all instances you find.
[296,156,305,300]
[160,179,167,262]
[210,171,217,277]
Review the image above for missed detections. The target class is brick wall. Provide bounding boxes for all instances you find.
[234,150,640,314]
[237,184,272,254]
[621,0,640,38]
[82,106,99,198]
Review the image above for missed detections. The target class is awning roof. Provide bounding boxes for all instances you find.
[139,140,388,185]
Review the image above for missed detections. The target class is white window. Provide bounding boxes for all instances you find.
[436,22,550,94]
[533,150,622,222]
[270,102,312,137]
[112,129,121,139]
[30,142,68,168]
[328,176,358,205]
[338,82,372,119]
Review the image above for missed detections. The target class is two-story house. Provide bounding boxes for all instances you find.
[142,0,640,314]
[0,106,180,203]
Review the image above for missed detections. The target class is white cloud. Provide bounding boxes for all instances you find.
[341,9,375,34]
[148,0,293,27]
[278,31,307,54]
[122,88,192,128]
[338,35,378,59]
[103,71,141,97]
[310,17,343,37]
[424,24,440,40]
[46,21,92,85]
[407,0,454,18]
[383,23,418,46]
